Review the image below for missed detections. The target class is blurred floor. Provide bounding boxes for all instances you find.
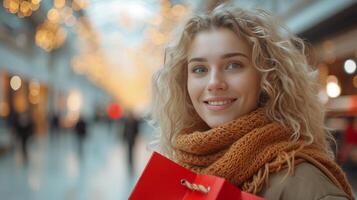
[1,122,357,199]
[0,121,152,200]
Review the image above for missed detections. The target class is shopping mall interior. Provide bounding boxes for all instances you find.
[0,0,357,199]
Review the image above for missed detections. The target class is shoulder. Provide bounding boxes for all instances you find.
[259,162,350,200]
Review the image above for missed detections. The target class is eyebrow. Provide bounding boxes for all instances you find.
[188,52,248,64]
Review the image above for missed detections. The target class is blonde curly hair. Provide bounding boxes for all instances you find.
[150,4,333,159]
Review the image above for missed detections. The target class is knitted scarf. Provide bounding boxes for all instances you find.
[173,108,353,199]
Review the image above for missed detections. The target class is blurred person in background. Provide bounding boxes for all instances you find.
[50,113,60,132]
[150,4,354,200]
[74,116,87,157]
[6,109,18,149]
[123,109,140,175]
[14,110,34,165]
[49,112,61,141]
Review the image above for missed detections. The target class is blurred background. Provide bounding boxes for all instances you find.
[0,0,356,199]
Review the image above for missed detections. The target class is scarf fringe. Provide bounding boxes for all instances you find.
[242,148,302,194]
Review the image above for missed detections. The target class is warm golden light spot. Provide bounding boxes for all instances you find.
[326,82,341,98]
[29,80,40,96]
[3,0,11,9]
[47,8,60,23]
[4,0,40,16]
[171,4,186,17]
[54,0,65,8]
[72,0,88,11]
[9,0,20,14]
[30,2,40,11]
[35,20,67,51]
[31,0,41,4]
[10,75,22,91]
[20,0,31,13]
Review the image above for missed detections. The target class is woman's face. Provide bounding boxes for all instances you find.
[187,28,261,128]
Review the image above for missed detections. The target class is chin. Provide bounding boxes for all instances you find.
[206,117,234,128]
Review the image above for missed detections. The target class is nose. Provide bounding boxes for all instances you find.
[207,69,228,92]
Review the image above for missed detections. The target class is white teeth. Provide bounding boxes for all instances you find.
[207,100,232,106]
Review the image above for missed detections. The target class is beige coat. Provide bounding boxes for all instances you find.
[258,162,353,200]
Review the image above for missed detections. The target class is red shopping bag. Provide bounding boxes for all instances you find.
[129,152,264,200]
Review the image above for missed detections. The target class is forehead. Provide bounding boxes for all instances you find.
[188,28,250,59]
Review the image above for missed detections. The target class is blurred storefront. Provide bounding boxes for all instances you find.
[0,0,113,154]
[0,72,48,133]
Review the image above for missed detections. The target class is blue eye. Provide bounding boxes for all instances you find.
[192,66,207,73]
[226,63,242,70]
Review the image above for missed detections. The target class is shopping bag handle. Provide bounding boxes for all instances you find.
[180,179,211,194]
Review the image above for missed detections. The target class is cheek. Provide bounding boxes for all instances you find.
[187,77,199,103]
[245,75,261,102]
[232,73,261,100]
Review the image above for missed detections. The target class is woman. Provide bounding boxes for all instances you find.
[150,4,354,200]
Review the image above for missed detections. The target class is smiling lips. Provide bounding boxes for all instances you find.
[203,97,237,111]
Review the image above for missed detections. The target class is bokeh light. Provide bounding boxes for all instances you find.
[10,75,22,91]
[326,82,341,98]
[67,90,82,112]
[344,59,357,74]
[107,103,122,119]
